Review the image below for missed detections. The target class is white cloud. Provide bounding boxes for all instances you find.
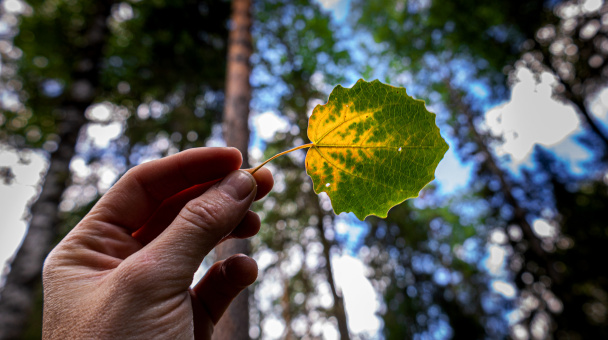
[252,111,290,141]
[333,254,381,335]
[87,122,123,148]
[485,67,580,164]
[315,0,350,21]
[0,149,47,277]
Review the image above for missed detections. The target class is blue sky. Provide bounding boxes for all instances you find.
[2,0,608,337]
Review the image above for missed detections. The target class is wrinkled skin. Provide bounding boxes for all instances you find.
[42,147,273,339]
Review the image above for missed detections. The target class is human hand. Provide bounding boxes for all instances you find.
[42,147,273,339]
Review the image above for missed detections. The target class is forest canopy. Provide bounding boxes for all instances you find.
[1,0,608,339]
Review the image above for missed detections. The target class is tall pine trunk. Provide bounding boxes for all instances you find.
[213,0,252,338]
[0,2,114,338]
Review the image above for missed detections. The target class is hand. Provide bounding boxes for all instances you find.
[42,147,273,339]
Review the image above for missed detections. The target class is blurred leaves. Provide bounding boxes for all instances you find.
[3,0,608,338]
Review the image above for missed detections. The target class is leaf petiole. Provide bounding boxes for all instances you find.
[248,143,314,174]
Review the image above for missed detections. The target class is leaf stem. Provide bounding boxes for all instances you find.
[248,143,314,174]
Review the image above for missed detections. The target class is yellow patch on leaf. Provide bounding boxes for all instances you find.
[305,79,449,220]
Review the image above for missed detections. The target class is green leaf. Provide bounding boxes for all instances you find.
[305,79,449,220]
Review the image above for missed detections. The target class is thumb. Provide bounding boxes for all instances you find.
[136,170,257,286]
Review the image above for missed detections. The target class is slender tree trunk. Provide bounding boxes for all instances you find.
[0,2,113,338]
[281,277,295,340]
[537,47,608,155]
[221,0,252,165]
[214,0,252,339]
[0,113,84,340]
[560,79,608,149]
[445,82,561,284]
[315,210,351,340]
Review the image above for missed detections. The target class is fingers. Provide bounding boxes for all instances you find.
[191,255,258,326]
[131,182,217,245]
[218,211,261,245]
[250,167,274,201]
[137,170,258,284]
[87,147,243,232]
[132,167,273,246]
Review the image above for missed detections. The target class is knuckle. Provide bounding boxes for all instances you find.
[123,166,140,180]
[42,252,58,282]
[112,257,156,292]
[181,195,228,238]
[120,167,139,185]
[41,241,74,283]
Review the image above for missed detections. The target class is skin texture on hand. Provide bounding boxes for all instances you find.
[42,147,273,339]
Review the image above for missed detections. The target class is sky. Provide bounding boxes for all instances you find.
[246,59,608,337]
[2,0,608,338]
[0,71,594,338]
[484,67,592,173]
[0,148,46,284]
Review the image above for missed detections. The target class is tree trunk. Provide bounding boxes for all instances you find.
[281,277,294,340]
[0,2,114,338]
[537,44,608,156]
[0,113,85,340]
[444,82,561,284]
[315,210,351,340]
[213,0,252,339]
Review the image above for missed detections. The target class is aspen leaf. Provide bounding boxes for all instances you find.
[305,79,448,220]
[251,79,449,220]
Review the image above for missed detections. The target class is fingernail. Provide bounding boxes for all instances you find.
[220,170,256,200]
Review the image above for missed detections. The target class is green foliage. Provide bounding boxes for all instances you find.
[104,0,229,96]
[1,0,230,153]
[1,1,231,337]
[524,149,608,338]
[363,194,499,339]
[248,1,353,337]
[354,0,608,338]
[354,0,551,91]
[2,0,109,148]
[107,0,231,155]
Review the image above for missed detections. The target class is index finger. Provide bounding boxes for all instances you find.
[86,147,243,232]
[131,167,273,245]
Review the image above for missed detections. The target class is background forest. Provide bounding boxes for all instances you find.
[1,0,608,339]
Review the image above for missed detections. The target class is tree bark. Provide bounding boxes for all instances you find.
[213,0,253,339]
[281,277,295,340]
[543,55,608,153]
[445,82,561,284]
[315,211,351,340]
[0,2,114,338]
[221,0,252,165]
